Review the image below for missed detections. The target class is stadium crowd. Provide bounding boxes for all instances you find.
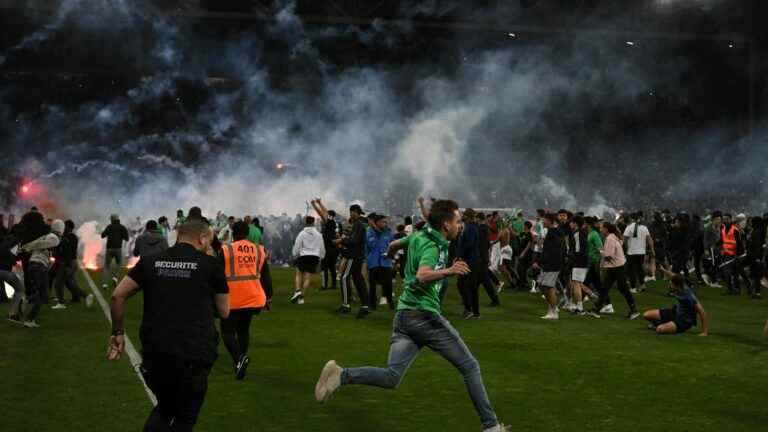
[3,199,768,432]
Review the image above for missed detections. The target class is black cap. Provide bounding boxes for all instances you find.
[371,213,387,222]
[349,204,365,215]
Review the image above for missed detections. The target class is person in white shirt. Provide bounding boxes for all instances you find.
[218,216,236,245]
[623,212,654,294]
[291,216,326,304]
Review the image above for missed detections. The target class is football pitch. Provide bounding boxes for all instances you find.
[2,267,767,432]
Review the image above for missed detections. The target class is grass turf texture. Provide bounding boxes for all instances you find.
[2,267,767,432]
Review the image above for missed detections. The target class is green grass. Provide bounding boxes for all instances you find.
[2,267,767,432]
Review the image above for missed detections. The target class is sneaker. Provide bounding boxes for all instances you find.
[356,308,370,319]
[290,291,302,304]
[599,304,615,315]
[647,323,657,330]
[629,288,638,294]
[23,320,40,328]
[483,423,511,432]
[7,314,23,325]
[315,360,343,403]
[297,297,305,305]
[462,310,474,320]
[112,277,119,287]
[101,284,108,290]
[379,297,388,306]
[51,303,67,310]
[337,304,351,314]
[585,311,601,319]
[235,355,251,381]
[752,293,763,299]
[644,276,656,283]
[85,294,94,308]
[628,311,641,320]
[541,311,559,320]
[496,282,505,294]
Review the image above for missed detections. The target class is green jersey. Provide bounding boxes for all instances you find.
[248,225,263,245]
[511,218,525,235]
[396,225,450,315]
[587,230,603,265]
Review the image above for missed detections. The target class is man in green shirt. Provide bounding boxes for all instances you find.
[511,211,525,236]
[314,200,508,432]
[585,216,604,303]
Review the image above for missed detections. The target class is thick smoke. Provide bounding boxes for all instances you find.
[1,0,765,231]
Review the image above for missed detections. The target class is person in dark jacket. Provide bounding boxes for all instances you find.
[101,214,129,289]
[745,216,765,299]
[567,216,589,314]
[335,204,370,318]
[668,214,691,281]
[133,220,170,258]
[690,215,706,284]
[457,209,481,319]
[534,213,563,320]
[476,212,501,307]
[52,220,92,307]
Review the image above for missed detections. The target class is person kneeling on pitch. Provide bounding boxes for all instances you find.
[107,220,230,432]
[314,200,509,432]
[643,267,710,336]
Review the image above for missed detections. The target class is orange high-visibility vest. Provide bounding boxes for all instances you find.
[221,239,267,309]
[721,225,738,257]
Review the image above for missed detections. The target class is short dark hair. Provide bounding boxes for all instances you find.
[305,216,315,226]
[544,213,558,223]
[232,221,250,241]
[396,224,406,232]
[524,221,533,229]
[572,215,585,227]
[428,200,459,229]
[670,273,684,288]
[227,216,235,221]
[476,212,486,221]
[462,208,476,222]
[64,220,75,231]
[536,209,546,217]
[177,220,210,239]
[712,211,723,219]
[145,220,158,231]
[404,216,412,225]
[188,206,203,221]
[328,210,336,217]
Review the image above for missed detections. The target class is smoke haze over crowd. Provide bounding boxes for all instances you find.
[1,0,766,222]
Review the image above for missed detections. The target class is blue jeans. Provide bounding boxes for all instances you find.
[341,310,499,429]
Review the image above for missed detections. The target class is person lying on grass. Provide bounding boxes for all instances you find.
[643,267,710,336]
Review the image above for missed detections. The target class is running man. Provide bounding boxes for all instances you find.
[314,199,509,432]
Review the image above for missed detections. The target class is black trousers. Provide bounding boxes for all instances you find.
[141,353,211,432]
[260,261,273,300]
[368,267,394,309]
[749,259,763,295]
[517,255,531,289]
[626,254,645,288]
[595,266,636,312]
[458,272,479,315]
[342,257,368,307]
[478,265,500,304]
[321,247,338,289]
[220,308,261,364]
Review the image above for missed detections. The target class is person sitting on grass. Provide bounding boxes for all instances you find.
[643,267,710,336]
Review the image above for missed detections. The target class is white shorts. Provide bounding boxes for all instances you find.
[571,268,588,283]
[538,271,559,288]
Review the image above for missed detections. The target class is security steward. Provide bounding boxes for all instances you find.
[108,219,230,432]
[220,221,271,380]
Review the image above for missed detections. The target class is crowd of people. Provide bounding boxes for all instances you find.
[4,199,768,432]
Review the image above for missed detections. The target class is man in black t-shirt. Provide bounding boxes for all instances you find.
[108,220,230,432]
[321,210,340,290]
[101,214,129,289]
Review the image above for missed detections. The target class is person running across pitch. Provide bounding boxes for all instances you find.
[314,200,509,432]
[366,213,395,310]
[643,267,710,336]
[335,204,370,318]
[220,221,270,380]
[590,222,640,320]
[290,216,325,304]
[567,216,589,314]
[107,219,230,431]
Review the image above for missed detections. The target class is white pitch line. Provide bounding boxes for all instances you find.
[79,265,158,406]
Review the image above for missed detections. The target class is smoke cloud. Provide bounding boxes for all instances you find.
[1,0,765,233]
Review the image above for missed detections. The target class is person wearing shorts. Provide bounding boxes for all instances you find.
[534,213,563,320]
[643,268,709,336]
[568,216,589,314]
[291,216,325,305]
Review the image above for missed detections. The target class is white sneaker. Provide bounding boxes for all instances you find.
[379,297,388,306]
[629,288,638,294]
[484,424,511,432]
[701,274,711,286]
[541,311,559,320]
[112,277,119,287]
[599,304,615,314]
[290,291,302,304]
[315,360,343,403]
[23,320,40,328]
[297,297,305,305]
[497,282,505,294]
[85,294,94,308]
[51,303,67,310]
[101,284,108,290]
